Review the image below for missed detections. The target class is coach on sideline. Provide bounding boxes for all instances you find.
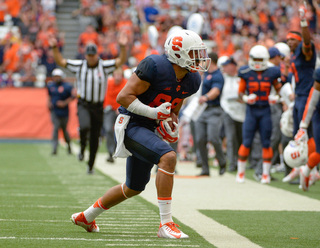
[48,32,128,174]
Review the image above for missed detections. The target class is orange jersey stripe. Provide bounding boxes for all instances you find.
[302,87,314,122]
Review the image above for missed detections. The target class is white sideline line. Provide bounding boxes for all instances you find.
[0,236,199,246]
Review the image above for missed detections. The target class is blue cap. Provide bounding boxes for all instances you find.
[221,57,237,66]
[268,47,284,59]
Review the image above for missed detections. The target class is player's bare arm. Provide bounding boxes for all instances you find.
[116,73,150,108]
[299,3,313,61]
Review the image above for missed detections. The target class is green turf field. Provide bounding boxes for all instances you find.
[0,143,214,248]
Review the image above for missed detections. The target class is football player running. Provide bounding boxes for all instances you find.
[294,68,320,191]
[236,45,282,184]
[70,29,211,238]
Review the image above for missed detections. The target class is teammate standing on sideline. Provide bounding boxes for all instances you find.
[286,4,316,150]
[103,67,127,163]
[236,45,282,184]
[70,29,211,238]
[47,68,75,155]
[195,52,226,176]
[48,32,128,174]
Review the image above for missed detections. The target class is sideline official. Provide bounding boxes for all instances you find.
[48,33,128,174]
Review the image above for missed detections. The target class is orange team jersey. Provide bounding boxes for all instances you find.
[0,2,7,23]
[5,0,20,18]
[4,42,20,72]
[103,77,127,110]
[78,32,99,46]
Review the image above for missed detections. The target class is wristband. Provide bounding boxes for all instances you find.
[300,19,308,27]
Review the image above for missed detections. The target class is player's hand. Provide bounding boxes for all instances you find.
[242,94,257,105]
[299,5,307,20]
[294,128,308,143]
[156,120,179,143]
[268,95,280,105]
[154,102,171,120]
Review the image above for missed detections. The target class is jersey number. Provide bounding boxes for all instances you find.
[248,81,270,101]
[150,93,182,108]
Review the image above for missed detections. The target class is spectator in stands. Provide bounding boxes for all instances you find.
[47,68,75,155]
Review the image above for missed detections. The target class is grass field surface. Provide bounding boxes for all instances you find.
[1,142,320,247]
[0,143,213,248]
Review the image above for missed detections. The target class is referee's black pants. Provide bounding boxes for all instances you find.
[77,99,103,170]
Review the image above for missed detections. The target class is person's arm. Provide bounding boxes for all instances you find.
[48,36,67,67]
[116,73,171,120]
[199,87,220,104]
[115,31,128,68]
[299,4,313,61]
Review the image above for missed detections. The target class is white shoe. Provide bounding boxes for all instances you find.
[157,222,189,239]
[282,168,300,182]
[236,172,245,183]
[71,212,99,232]
[299,167,310,191]
[261,174,271,184]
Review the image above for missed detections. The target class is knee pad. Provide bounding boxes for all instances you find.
[308,152,320,168]
[262,147,273,161]
[238,144,250,160]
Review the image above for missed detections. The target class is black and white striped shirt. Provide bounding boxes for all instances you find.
[66,59,116,103]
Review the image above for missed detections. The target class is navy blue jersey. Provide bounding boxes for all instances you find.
[238,65,281,107]
[291,42,316,97]
[47,82,73,117]
[201,68,224,106]
[119,54,201,124]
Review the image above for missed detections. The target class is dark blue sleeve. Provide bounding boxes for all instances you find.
[313,67,320,82]
[134,57,157,83]
[212,73,224,91]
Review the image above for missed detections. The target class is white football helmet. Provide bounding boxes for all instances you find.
[283,140,308,168]
[249,45,270,71]
[165,29,211,72]
[274,42,290,58]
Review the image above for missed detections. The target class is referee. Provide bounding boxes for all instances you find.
[49,33,128,174]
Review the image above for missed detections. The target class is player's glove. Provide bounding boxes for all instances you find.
[268,95,280,105]
[156,120,179,143]
[154,102,172,120]
[299,5,308,27]
[294,128,308,143]
[242,94,257,105]
[299,5,307,20]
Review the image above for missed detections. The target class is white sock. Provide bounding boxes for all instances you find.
[158,197,173,225]
[237,160,246,174]
[302,165,311,177]
[262,162,271,176]
[83,197,108,223]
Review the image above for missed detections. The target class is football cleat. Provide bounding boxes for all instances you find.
[71,212,99,232]
[157,222,189,239]
[299,167,310,191]
[282,168,300,183]
[261,174,271,184]
[236,172,245,183]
